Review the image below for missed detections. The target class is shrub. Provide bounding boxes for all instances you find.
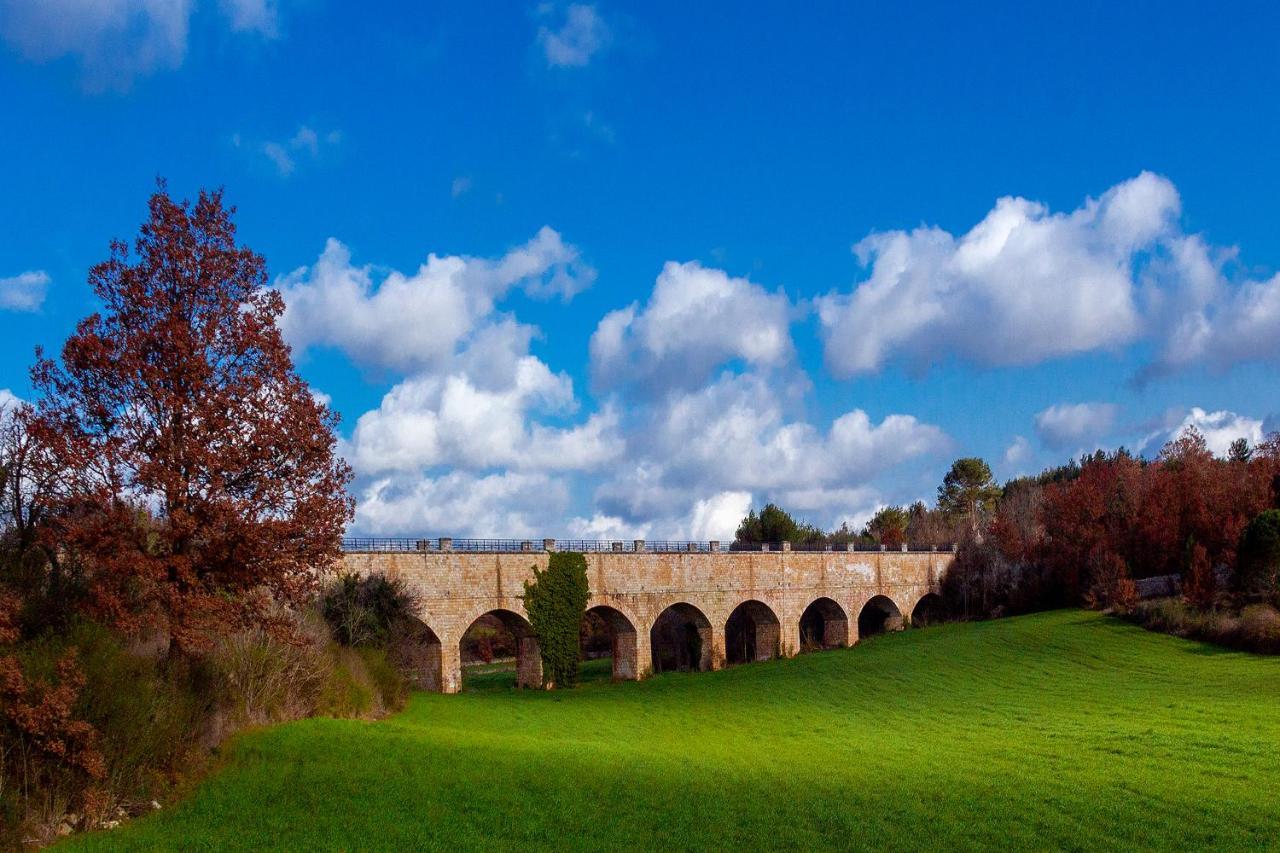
[1182,539,1216,610]
[1,606,410,845]
[0,621,206,845]
[322,574,418,647]
[1233,604,1280,654]
[1129,598,1280,655]
[1132,597,1192,634]
[523,552,589,688]
[0,644,104,844]
[1236,510,1280,600]
[209,615,334,726]
[212,608,405,723]
[465,625,498,663]
[1084,551,1137,614]
[355,646,406,709]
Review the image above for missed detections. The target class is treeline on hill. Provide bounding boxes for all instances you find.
[969,433,1280,652]
[734,457,1000,551]
[736,437,1280,652]
[0,186,420,846]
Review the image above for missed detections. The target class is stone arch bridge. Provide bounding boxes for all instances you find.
[342,538,954,693]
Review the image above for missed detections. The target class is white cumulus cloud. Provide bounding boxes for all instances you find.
[818,171,1280,380]
[0,270,49,312]
[354,471,569,537]
[1003,435,1032,469]
[686,490,753,542]
[590,261,794,393]
[286,230,616,537]
[0,388,23,414]
[1034,402,1120,450]
[1157,407,1265,458]
[278,227,594,374]
[591,373,950,534]
[346,359,620,476]
[1152,263,1280,376]
[817,172,1178,375]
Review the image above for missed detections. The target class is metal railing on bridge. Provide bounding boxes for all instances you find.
[340,537,954,554]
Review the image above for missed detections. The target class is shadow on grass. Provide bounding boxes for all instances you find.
[462,657,617,693]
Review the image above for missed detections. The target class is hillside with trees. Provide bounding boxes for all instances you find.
[733,436,1280,650]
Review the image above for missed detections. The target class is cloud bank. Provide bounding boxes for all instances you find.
[818,172,1280,380]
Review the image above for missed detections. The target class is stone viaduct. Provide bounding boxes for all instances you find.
[342,538,954,694]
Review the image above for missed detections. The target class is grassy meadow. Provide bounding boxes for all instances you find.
[63,610,1280,851]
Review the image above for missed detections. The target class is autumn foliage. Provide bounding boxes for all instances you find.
[961,428,1280,617]
[28,185,353,653]
[0,650,106,820]
[0,184,358,842]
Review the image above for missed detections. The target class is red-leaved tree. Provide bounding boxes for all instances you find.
[30,185,353,653]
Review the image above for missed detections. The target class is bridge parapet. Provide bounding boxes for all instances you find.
[341,537,955,554]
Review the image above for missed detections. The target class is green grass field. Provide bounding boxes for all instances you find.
[64,610,1280,851]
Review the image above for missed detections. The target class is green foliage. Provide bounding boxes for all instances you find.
[62,612,1280,851]
[2,621,204,844]
[1236,509,1280,599]
[2,612,406,844]
[523,552,589,688]
[937,457,1001,521]
[864,505,909,548]
[321,574,418,647]
[734,503,825,545]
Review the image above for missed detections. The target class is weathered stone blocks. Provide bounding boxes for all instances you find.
[341,549,950,693]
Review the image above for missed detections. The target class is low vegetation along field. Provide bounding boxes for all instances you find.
[64,610,1280,850]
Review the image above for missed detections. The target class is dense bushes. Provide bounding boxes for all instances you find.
[1,607,407,846]
[523,552,589,688]
[321,574,419,647]
[1128,598,1280,654]
[1235,510,1280,600]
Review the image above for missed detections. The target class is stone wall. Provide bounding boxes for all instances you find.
[342,548,952,693]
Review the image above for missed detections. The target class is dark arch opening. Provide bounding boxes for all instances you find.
[580,605,639,683]
[460,609,542,690]
[390,617,444,692]
[799,597,849,651]
[857,595,904,640]
[910,593,947,627]
[650,603,712,673]
[725,600,781,665]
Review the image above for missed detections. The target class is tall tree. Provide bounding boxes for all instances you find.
[937,458,1001,540]
[30,185,353,653]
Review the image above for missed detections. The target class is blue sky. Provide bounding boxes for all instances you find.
[2,1,1280,539]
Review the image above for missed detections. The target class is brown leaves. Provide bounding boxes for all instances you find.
[29,183,353,654]
[0,649,105,783]
[1183,541,1216,610]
